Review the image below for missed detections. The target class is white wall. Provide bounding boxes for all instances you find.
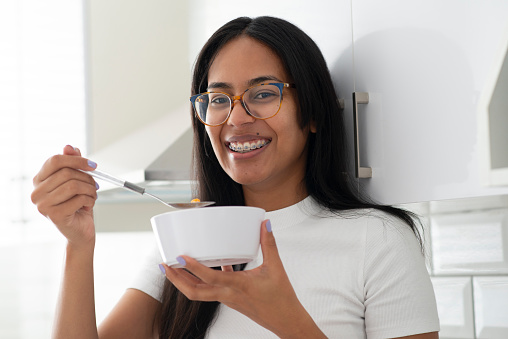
[85,0,191,153]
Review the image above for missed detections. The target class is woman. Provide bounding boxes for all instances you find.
[31,16,439,338]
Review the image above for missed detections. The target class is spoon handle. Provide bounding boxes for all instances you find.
[79,169,146,195]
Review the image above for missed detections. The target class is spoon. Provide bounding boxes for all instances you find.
[79,168,215,209]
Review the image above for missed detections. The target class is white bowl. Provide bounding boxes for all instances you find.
[151,206,265,268]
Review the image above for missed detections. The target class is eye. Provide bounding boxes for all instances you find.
[209,94,229,106]
[249,90,279,103]
[254,91,277,99]
[247,84,281,103]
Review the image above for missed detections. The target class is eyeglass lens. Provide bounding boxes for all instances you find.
[193,84,282,126]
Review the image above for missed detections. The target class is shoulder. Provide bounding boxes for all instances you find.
[312,205,418,238]
[311,206,423,263]
[315,206,420,248]
[363,209,422,252]
[359,209,428,287]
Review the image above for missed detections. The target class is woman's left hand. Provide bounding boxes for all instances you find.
[161,219,326,338]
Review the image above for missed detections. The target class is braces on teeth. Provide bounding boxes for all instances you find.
[229,140,270,153]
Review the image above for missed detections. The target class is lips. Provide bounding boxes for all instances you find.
[226,138,271,153]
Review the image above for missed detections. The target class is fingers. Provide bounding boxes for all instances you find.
[163,259,228,302]
[221,265,234,272]
[32,167,97,205]
[48,175,98,204]
[34,178,97,220]
[32,144,97,202]
[34,146,96,185]
[161,263,202,286]
[31,145,99,222]
[259,219,281,267]
[45,194,97,225]
[36,166,95,193]
[63,144,81,156]
[174,256,234,287]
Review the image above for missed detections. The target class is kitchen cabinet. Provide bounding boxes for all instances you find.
[343,0,508,204]
[190,0,508,205]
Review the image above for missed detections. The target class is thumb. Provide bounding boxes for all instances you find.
[63,144,81,156]
[260,219,281,266]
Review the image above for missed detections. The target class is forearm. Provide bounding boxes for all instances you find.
[270,306,327,339]
[289,316,328,339]
[52,243,98,339]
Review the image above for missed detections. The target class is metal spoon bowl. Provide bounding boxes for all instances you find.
[156,201,215,209]
[142,191,215,209]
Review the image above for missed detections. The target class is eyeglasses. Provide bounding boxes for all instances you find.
[190,82,295,127]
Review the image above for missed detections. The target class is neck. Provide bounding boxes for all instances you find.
[242,181,308,212]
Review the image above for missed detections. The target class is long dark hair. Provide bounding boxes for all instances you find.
[157,16,423,338]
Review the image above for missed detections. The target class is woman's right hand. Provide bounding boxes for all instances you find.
[31,145,99,250]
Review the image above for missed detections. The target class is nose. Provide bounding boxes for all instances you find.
[226,97,255,127]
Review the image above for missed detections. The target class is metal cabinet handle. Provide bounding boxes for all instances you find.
[353,92,372,178]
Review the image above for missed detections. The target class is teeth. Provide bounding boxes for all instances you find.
[229,139,270,153]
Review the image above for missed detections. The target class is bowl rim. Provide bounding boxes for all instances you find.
[150,205,265,221]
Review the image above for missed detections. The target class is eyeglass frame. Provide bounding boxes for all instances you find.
[190,82,296,127]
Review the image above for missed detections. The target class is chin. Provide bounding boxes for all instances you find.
[230,176,259,186]
[228,172,267,187]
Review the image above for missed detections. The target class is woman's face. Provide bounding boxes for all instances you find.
[205,36,312,202]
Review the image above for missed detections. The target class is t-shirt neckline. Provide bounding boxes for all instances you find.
[265,195,320,231]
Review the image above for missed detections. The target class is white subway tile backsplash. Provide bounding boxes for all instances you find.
[430,209,508,275]
[395,198,508,339]
[473,276,508,339]
[431,277,475,339]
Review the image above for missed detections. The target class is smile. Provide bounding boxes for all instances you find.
[227,139,271,153]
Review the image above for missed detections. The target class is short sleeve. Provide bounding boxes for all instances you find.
[363,215,440,339]
[128,245,166,302]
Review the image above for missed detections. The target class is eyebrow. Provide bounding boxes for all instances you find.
[207,75,283,91]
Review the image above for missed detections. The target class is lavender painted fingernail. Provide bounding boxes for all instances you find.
[95,181,100,190]
[87,160,97,169]
[266,219,272,232]
[158,263,166,274]
[176,256,186,267]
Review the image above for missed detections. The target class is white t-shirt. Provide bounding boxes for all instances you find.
[130,197,440,338]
